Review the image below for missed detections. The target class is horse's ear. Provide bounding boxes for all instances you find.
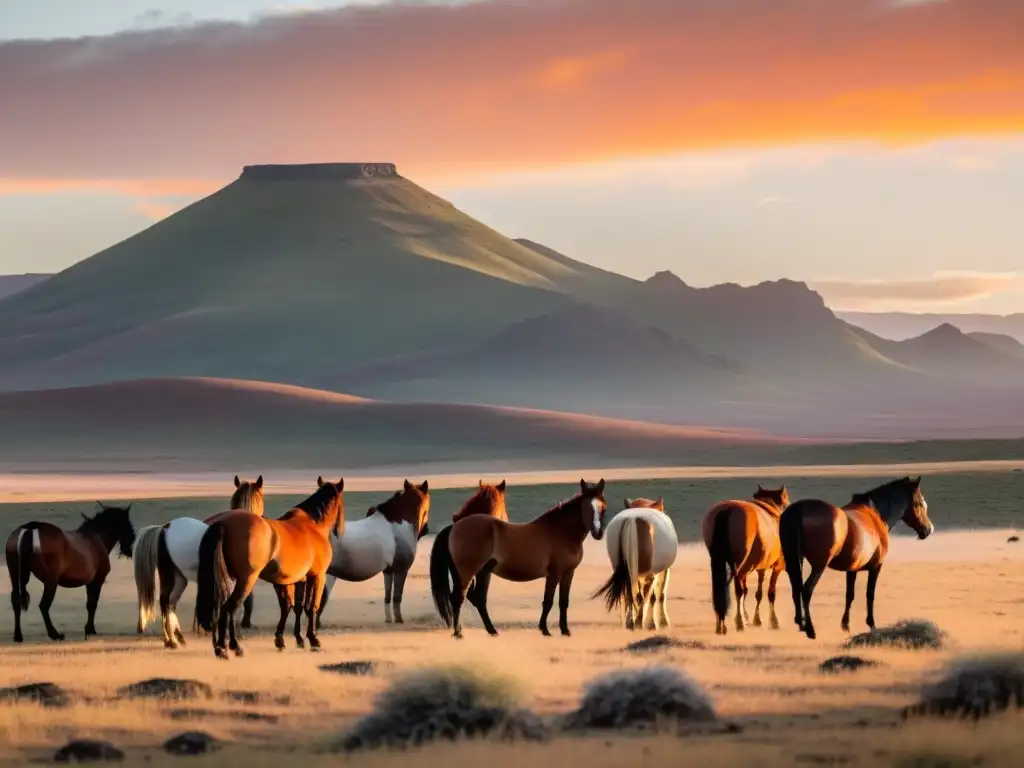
[96,501,106,510]
[419,480,429,493]
[757,483,763,492]
[580,478,587,493]
[255,475,264,490]
[234,475,241,489]
[596,479,605,494]
[337,478,345,492]
[404,479,413,492]
[655,497,664,511]
[479,479,484,488]
[624,497,631,508]
[124,503,132,513]
[913,476,922,487]
[497,479,506,492]
[317,476,324,487]
[81,511,93,522]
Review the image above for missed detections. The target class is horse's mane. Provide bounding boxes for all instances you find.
[293,483,342,522]
[846,478,912,524]
[231,480,264,515]
[77,504,131,534]
[455,484,505,520]
[538,492,585,520]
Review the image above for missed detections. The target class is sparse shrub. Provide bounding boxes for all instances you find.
[563,665,716,732]
[335,665,547,752]
[903,651,1024,721]
[844,620,946,651]
[819,655,879,674]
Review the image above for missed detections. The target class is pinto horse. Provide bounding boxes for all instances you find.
[703,485,789,635]
[133,475,265,647]
[431,478,607,638]
[6,503,136,643]
[313,478,431,630]
[593,496,678,631]
[195,478,344,659]
[780,476,933,640]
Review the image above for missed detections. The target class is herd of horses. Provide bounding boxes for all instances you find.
[3,474,934,657]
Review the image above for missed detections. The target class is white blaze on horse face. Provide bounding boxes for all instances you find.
[590,498,603,537]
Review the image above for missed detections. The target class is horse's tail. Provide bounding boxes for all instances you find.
[592,518,639,613]
[779,504,804,627]
[132,525,163,632]
[710,508,735,623]
[195,522,231,634]
[5,527,33,611]
[429,524,457,628]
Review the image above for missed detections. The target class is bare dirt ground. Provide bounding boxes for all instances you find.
[1,528,1021,766]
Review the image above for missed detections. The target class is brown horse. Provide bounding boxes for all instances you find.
[780,476,933,640]
[6,503,136,643]
[195,477,345,659]
[453,480,509,523]
[430,478,607,638]
[703,484,789,635]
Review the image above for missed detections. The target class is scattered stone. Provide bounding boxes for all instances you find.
[624,636,704,653]
[844,620,946,651]
[903,651,1024,721]
[53,740,124,762]
[336,665,546,752]
[1008,535,1020,543]
[0,682,73,709]
[319,661,392,676]
[163,731,219,756]
[819,656,880,674]
[116,678,212,701]
[563,665,716,732]
[166,708,279,723]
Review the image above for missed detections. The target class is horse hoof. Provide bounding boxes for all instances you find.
[233,647,244,658]
[295,638,305,649]
[50,633,66,642]
[240,621,252,630]
[215,647,230,660]
[560,629,571,637]
[394,616,404,625]
[164,640,178,649]
[770,618,780,630]
[274,636,286,651]
[805,628,817,640]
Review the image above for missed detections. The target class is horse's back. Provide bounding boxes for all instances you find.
[330,515,395,581]
[701,501,754,550]
[612,508,677,572]
[164,517,210,581]
[784,499,849,565]
[828,505,887,571]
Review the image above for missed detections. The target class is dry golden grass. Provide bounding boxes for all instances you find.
[1,529,1022,766]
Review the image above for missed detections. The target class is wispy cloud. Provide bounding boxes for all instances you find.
[813,271,1022,311]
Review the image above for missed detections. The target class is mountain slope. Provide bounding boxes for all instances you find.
[841,311,1024,343]
[0,273,51,302]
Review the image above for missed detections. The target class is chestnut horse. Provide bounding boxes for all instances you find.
[133,475,265,647]
[453,480,509,523]
[780,476,933,640]
[195,478,344,659]
[6,503,136,643]
[314,478,431,630]
[703,484,789,635]
[430,479,607,638]
[593,496,678,631]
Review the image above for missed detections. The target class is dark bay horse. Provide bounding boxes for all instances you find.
[6,503,136,643]
[703,485,789,635]
[134,475,266,647]
[780,476,933,640]
[314,478,431,630]
[430,479,607,638]
[195,478,345,659]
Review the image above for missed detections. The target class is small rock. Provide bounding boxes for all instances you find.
[166,708,279,723]
[624,636,704,653]
[1008,535,1020,543]
[819,656,879,674]
[0,682,73,709]
[117,678,212,701]
[163,732,219,756]
[319,661,390,676]
[53,739,124,762]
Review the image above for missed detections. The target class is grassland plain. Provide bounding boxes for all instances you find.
[0,471,1021,766]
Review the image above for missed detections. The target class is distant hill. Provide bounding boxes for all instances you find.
[0,273,51,301]
[841,311,1024,343]
[968,332,1024,359]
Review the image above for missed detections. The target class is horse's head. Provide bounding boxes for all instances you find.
[901,475,933,540]
[579,478,607,540]
[315,476,346,537]
[231,474,265,516]
[88,501,137,558]
[624,496,664,512]
[455,479,508,522]
[376,480,431,538]
[753,484,789,513]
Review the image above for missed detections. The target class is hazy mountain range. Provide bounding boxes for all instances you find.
[2,162,1022,469]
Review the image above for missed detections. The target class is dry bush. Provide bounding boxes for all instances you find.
[844,620,946,651]
[904,652,1024,721]
[562,665,716,732]
[335,665,547,752]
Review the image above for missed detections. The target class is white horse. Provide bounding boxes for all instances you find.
[593,496,678,630]
[314,479,430,629]
[132,475,265,647]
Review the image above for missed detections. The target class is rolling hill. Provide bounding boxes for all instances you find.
[841,311,1024,343]
[0,273,50,301]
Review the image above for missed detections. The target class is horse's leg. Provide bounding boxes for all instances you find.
[841,571,857,632]
[538,571,559,636]
[740,572,751,624]
[752,570,765,627]
[767,568,782,629]
[557,568,576,637]
[643,574,659,630]
[273,584,296,651]
[466,566,499,636]
[392,567,410,624]
[383,568,395,624]
[224,574,258,658]
[316,575,335,631]
[84,573,106,639]
[656,568,671,629]
[800,566,826,640]
[167,572,188,647]
[304,573,326,650]
[733,568,746,632]
[292,580,306,648]
[39,581,64,641]
[865,564,882,630]
[240,592,256,631]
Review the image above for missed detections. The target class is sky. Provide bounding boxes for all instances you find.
[2,0,1023,314]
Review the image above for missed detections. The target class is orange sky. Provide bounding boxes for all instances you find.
[1,0,1022,188]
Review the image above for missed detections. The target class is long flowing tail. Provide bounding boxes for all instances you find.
[195,522,231,633]
[779,504,804,628]
[592,518,639,614]
[5,527,33,611]
[133,525,164,632]
[429,525,457,627]
[710,508,735,623]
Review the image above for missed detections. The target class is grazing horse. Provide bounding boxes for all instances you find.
[314,478,431,629]
[780,476,933,640]
[592,496,678,631]
[6,503,136,643]
[703,484,790,635]
[195,477,345,659]
[430,478,607,639]
[132,475,265,647]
